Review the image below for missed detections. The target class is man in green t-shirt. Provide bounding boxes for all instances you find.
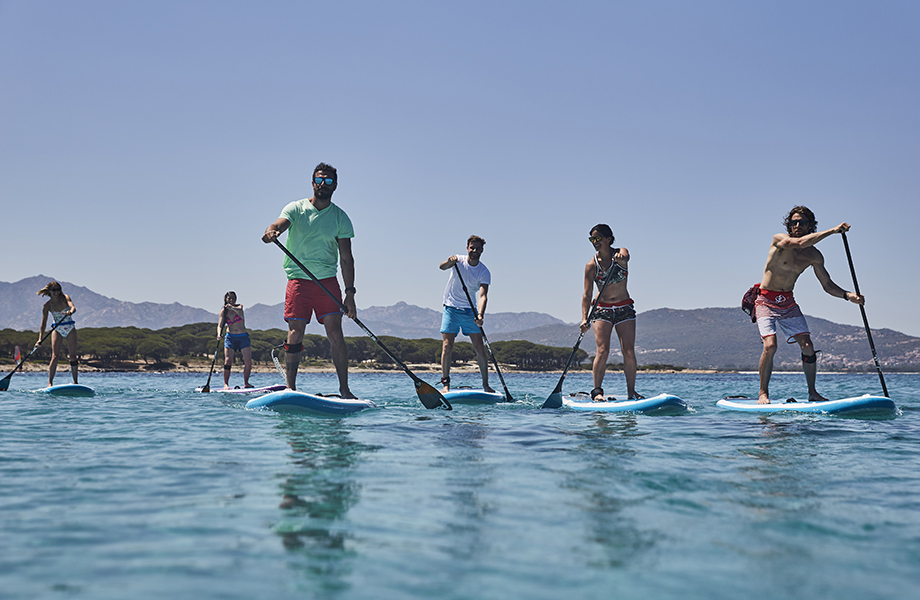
[262,163,356,397]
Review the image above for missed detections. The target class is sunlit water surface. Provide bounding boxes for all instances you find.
[1,371,918,599]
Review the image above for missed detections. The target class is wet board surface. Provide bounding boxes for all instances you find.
[245,390,377,416]
[716,394,897,416]
[442,389,506,404]
[196,384,286,394]
[39,384,95,397]
[562,392,687,414]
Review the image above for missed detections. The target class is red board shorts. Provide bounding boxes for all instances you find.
[284,278,343,324]
[754,288,810,343]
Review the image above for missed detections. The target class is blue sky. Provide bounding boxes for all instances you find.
[3,1,919,336]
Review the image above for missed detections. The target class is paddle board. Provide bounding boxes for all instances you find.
[245,390,377,416]
[562,392,687,414]
[717,394,897,416]
[196,384,286,394]
[39,383,95,397]
[442,389,506,404]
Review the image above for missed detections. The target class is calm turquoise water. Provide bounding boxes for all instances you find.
[1,370,918,599]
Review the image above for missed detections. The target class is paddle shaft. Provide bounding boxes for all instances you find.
[272,239,450,409]
[841,232,888,398]
[452,264,513,401]
[542,257,624,407]
[0,312,68,391]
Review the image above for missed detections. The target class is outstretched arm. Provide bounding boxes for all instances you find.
[475,284,489,326]
[580,261,596,333]
[338,238,356,319]
[813,256,865,305]
[776,222,850,251]
[262,218,290,243]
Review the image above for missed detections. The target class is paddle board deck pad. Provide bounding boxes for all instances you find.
[443,389,506,404]
[562,392,687,414]
[196,384,286,394]
[39,384,95,397]
[717,394,897,416]
[246,390,377,416]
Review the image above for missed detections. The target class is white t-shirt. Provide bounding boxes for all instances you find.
[443,255,491,309]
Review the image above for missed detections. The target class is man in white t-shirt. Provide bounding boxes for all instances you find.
[439,235,494,393]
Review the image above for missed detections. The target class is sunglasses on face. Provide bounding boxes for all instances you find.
[789,219,810,227]
[588,235,604,243]
[313,177,335,186]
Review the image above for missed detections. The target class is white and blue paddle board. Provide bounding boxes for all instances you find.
[443,389,506,404]
[717,394,897,416]
[562,392,687,414]
[246,390,377,416]
[39,383,95,397]
[196,384,286,394]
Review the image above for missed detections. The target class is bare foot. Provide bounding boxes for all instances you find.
[758,393,770,404]
[244,383,254,389]
[628,392,645,400]
[341,390,357,399]
[591,387,605,402]
[484,386,496,393]
[808,392,829,402]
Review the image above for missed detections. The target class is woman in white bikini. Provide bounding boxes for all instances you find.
[217,291,253,389]
[36,281,80,387]
[580,224,643,402]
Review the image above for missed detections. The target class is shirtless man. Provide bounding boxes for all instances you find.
[755,206,864,403]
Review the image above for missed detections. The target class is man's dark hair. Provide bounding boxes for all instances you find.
[784,206,817,235]
[591,223,615,244]
[313,162,337,180]
[467,235,486,247]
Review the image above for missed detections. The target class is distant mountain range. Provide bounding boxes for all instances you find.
[3,276,919,370]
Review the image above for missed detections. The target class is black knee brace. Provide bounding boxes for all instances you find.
[284,342,303,354]
[223,364,232,371]
[802,352,818,364]
[70,360,79,366]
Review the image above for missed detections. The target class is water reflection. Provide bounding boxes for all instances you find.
[566,414,657,568]
[270,416,378,592]
[434,416,493,562]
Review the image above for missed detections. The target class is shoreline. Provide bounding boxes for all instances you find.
[5,361,908,375]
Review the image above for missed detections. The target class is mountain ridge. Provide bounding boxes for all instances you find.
[3,276,918,370]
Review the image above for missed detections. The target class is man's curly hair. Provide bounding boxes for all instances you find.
[784,206,817,235]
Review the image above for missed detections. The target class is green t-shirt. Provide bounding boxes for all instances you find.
[279,199,354,280]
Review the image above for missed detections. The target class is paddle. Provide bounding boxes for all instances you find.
[541,257,624,408]
[0,312,68,392]
[272,239,451,410]
[841,231,889,398]
[453,264,513,401]
[199,325,223,393]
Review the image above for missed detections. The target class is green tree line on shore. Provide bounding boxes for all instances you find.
[0,323,587,371]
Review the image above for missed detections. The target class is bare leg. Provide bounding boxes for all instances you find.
[615,319,641,399]
[324,315,354,399]
[67,330,79,384]
[469,333,494,393]
[795,334,826,401]
[223,346,234,389]
[241,346,253,387]
[285,320,307,391]
[441,333,455,392]
[48,331,62,387]
[592,320,612,400]
[758,335,777,403]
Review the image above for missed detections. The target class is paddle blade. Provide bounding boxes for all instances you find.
[0,374,11,391]
[541,391,563,409]
[414,379,452,410]
[200,385,210,393]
